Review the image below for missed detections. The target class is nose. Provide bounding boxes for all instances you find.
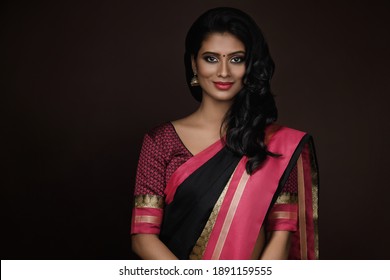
[217,59,230,78]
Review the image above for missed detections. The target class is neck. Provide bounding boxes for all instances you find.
[194,95,233,131]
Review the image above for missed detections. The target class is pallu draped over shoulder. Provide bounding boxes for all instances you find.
[131,122,319,260]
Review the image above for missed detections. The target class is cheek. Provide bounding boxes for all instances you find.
[197,65,216,78]
[232,66,246,79]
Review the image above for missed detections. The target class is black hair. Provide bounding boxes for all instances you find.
[184,7,278,174]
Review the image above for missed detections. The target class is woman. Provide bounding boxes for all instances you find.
[131,7,319,260]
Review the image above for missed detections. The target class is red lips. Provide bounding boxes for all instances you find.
[213,82,234,90]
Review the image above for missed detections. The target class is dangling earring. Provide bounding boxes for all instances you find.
[190,72,199,87]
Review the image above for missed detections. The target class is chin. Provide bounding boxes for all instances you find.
[208,94,238,102]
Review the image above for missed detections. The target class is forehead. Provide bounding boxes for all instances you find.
[199,32,245,53]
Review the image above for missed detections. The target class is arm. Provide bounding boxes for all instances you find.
[259,231,292,260]
[261,163,297,260]
[131,131,176,259]
[131,234,178,260]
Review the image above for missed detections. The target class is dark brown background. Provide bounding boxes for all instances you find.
[2,0,389,259]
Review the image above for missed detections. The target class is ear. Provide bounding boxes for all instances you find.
[191,55,197,74]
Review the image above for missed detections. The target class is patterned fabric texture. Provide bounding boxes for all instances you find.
[132,122,298,235]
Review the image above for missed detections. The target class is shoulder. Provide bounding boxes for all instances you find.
[142,122,185,155]
[265,124,308,145]
[145,122,176,141]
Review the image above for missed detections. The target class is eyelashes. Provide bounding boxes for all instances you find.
[203,55,245,64]
[230,56,245,63]
[204,56,218,63]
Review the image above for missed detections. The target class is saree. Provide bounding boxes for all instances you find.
[131,124,319,260]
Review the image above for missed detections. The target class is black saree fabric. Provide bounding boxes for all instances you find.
[159,146,241,259]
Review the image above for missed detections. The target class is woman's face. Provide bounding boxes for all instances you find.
[193,32,246,103]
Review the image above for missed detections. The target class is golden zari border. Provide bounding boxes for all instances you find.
[189,173,233,260]
[269,211,297,220]
[309,143,319,259]
[211,170,250,259]
[134,194,164,209]
[297,155,308,260]
[275,193,298,204]
[133,215,162,225]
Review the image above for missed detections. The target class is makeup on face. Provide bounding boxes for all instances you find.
[194,32,246,102]
[201,51,246,65]
[213,81,234,90]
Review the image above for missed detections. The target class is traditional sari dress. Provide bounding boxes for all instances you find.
[131,122,319,260]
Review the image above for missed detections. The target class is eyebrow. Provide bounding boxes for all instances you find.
[201,51,245,56]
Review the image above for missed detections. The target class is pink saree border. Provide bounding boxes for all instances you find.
[131,207,163,234]
[288,147,316,259]
[164,138,224,204]
[203,126,306,259]
[206,157,248,259]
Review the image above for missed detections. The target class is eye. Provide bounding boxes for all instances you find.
[230,56,245,64]
[203,56,219,63]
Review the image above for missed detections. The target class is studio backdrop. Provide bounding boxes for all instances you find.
[2,0,390,259]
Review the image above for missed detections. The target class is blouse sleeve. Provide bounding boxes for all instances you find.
[131,133,167,235]
[266,164,299,232]
[266,137,319,259]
